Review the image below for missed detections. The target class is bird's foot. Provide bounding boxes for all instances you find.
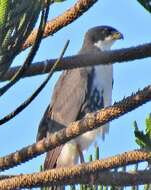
[77,144,85,163]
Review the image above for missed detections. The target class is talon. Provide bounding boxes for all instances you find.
[77,144,84,163]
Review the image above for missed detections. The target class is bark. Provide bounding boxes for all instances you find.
[0,150,150,189]
[0,85,151,170]
[1,42,151,81]
[22,0,98,50]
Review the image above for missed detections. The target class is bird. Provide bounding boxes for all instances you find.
[36,25,123,186]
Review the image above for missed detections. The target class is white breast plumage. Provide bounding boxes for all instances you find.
[93,64,113,107]
[75,39,114,151]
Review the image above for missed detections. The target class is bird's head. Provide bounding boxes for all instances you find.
[83,25,123,51]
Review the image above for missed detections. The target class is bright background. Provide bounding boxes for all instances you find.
[0,0,151,188]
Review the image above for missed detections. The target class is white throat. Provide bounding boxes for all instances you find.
[94,37,115,51]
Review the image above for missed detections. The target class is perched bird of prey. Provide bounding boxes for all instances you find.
[37,25,123,172]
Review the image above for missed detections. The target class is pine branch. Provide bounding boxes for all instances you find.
[1,42,151,81]
[0,150,150,189]
[0,85,151,170]
[0,175,15,180]
[22,0,98,51]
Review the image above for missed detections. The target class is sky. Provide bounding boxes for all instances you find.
[0,0,151,188]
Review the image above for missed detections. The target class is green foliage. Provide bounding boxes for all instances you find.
[137,0,151,13]
[0,0,43,75]
[144,184,151,190]
[0,0,10,29]
[134,114,151,150]
[0,1,42,47]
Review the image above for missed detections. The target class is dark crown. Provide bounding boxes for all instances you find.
[84,25,122,44]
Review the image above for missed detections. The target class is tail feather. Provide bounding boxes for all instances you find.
[44,146,63,170]
[44,146,64,190]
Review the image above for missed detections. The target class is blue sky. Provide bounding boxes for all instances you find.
[0,0,151,185]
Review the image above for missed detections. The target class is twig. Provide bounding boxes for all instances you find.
[0,40,69,125]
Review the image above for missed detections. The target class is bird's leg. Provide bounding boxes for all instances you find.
[77,144,85,163]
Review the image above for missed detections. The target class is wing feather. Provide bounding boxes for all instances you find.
[37,68,91,169]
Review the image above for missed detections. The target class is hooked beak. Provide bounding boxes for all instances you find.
[112,31,124,40]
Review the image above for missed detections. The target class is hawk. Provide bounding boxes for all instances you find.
[37,25,123,186]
